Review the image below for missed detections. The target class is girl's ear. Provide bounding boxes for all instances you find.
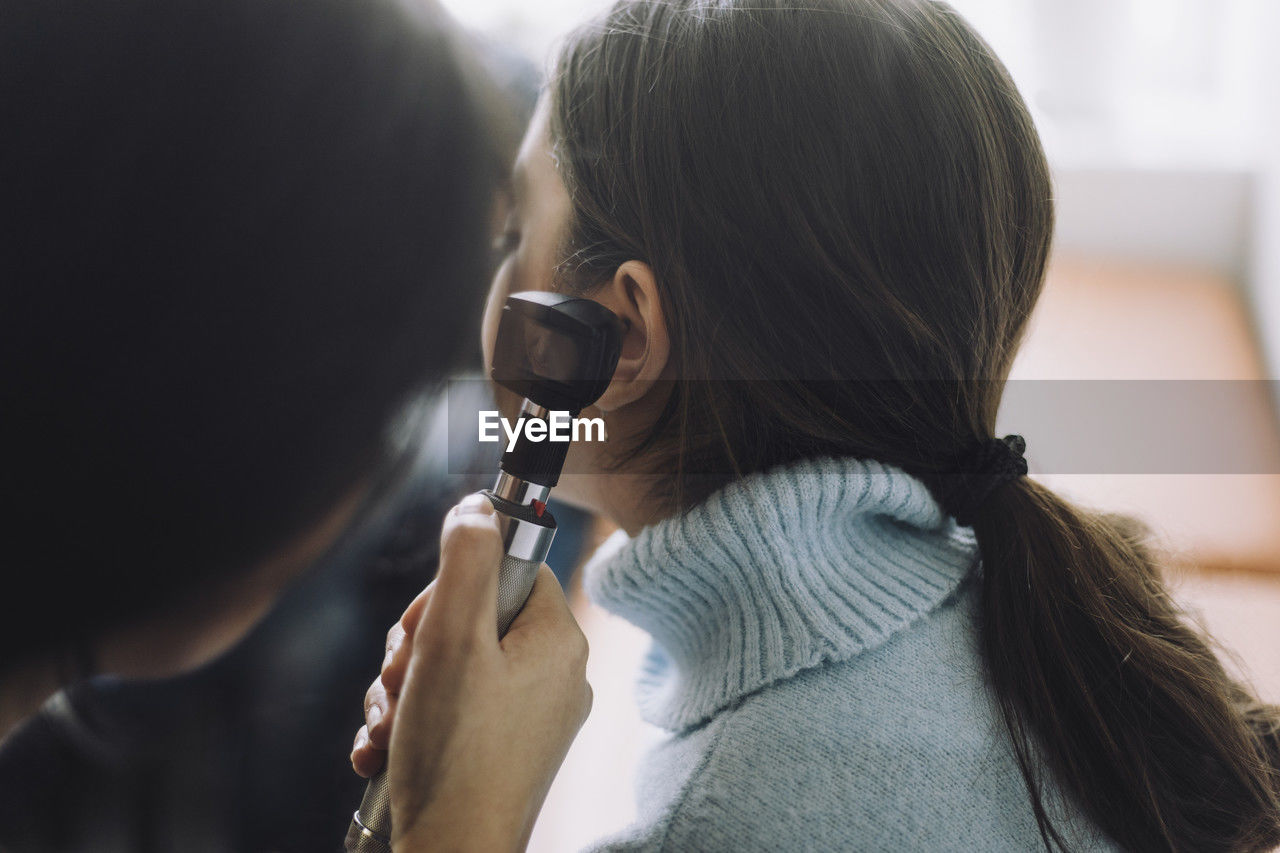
[590,260,669,411]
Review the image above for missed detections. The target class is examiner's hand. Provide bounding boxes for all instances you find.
[351,493,592,851]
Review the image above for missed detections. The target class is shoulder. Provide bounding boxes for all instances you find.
[615,584,1069,851]
[591,583,1114,852]
[706,586,1036,843]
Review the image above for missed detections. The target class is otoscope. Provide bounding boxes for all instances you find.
[345,291,623,852]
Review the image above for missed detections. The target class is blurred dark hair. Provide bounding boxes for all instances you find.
[549,0,1280,849]
[0,0,495,668]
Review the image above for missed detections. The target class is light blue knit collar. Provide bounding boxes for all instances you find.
[583,456,980,731]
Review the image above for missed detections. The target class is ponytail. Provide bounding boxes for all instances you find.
[972,477,1280,851]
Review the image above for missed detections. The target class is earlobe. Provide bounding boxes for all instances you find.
[591,260,670,411]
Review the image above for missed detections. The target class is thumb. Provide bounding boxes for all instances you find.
[419,493,503,650]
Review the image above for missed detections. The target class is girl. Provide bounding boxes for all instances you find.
[356,1,1280,849]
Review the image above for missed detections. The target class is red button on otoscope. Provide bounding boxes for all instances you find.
[531,499,546,518]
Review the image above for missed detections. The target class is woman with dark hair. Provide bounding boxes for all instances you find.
[1,0,591,847]
[356,0,1280,849]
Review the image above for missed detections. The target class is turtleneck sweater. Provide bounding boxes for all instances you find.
[580,456,1113,851]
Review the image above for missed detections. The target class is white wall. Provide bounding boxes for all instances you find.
[1052,168,1254,280]
[1249,2,1280,380]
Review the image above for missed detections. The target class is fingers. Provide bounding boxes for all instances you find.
[363,676,399,749]
[417,493,504,652]
[352,492,509,782]
[382,584,433,694]
[395,584,434,645]
[356,580,433,766]
[350,725,385,778]
[383,622,405,674]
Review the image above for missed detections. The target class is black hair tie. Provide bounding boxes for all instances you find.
[935,434,1028,526]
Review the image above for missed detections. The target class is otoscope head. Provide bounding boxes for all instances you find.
[491,291,623,414]
[489,292,623,489]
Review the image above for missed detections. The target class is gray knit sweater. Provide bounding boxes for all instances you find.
[581,456,1114,852]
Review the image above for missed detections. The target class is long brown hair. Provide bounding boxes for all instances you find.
[548,0,1280,849]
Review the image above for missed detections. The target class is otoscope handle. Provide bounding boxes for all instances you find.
[344,496,552,852]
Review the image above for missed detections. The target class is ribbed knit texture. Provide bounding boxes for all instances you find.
[581,456,1114,852]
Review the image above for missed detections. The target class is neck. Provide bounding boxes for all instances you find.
[555,471,675,535]
[580,455,979,730]
[0,654,62,745]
